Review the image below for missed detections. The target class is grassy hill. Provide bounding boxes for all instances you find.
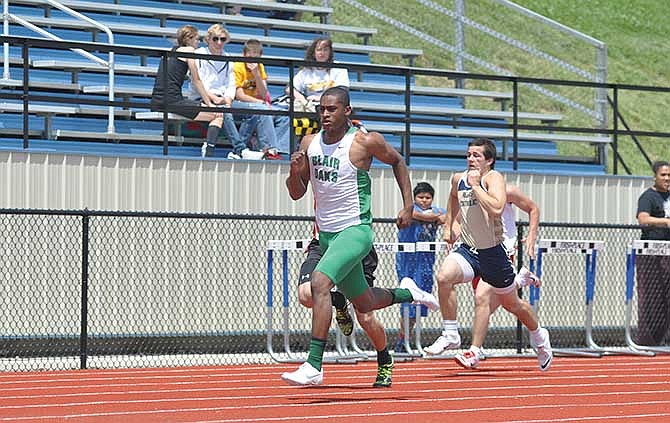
[305,0,669,175]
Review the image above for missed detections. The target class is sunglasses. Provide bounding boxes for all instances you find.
[211,36,227,43]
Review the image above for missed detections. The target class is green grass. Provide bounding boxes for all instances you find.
[305,0,670,175]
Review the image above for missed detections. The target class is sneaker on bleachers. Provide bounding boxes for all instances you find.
[227,151,242,160]
[201,142,215,158]
[241,148,265,160]
[454,348,482,369]
[515,266,541,288]
[424,334,461,355]
[399,277,439,311]
[264,148,283,160]
[281,362,323,386]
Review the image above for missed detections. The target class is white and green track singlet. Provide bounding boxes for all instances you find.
[308,127,372,232]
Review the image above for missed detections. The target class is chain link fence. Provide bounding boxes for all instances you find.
[0,209,658,371]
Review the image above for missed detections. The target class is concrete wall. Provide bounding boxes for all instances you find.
[0,150,651,224]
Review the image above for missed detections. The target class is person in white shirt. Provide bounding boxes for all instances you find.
[289,38,350,104]
[189,24,247,158]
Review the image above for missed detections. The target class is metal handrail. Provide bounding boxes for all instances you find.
[342,0,607,126]
[492,0,608,129]
[2,0,115,132]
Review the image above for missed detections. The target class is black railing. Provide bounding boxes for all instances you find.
[1,35,670,173]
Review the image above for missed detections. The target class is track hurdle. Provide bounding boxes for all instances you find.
[266,239,309,363]
[625,240,670,355]
[266,239,363,364]
[346,242,422,360]
[532,239,605,357]
[404,241,454,359]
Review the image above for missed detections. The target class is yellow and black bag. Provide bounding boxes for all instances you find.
[293,117,320,136]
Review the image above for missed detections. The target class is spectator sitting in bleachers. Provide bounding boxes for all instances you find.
[232,39,289,159]
[188,24,249,159]
[226,0,304,21]
[150,25,224,157]
[288,37,350,108]
[269,0,306,21]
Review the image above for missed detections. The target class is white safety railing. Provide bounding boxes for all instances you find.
[489,0,608,126]
[340,0,607,128]
[2,0,115,132]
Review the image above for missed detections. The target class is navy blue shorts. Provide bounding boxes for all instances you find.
[452,243,481,281]
[478,244,515,289]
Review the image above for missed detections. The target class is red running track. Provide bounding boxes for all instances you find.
[1,355,670,422]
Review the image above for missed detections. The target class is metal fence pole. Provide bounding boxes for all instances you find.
[321,0,330,25]
[22,40,29,149]
[403,67,411,166]
[454,0,465,89]
[79,211,90,369]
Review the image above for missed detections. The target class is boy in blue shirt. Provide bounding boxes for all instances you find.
[395,182,446,352]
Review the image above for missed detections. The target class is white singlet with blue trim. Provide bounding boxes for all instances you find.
[308,127,372,233]
[457,171,504,249]
[501,202,517,252]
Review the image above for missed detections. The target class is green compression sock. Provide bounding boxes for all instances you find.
[391,288,413,304]
[306,338,327,371]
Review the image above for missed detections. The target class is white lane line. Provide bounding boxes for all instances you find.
[2,368,669,396]
[1,388,669,411]
[2,399,668,422]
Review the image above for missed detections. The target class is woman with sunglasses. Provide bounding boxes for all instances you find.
[189,24,246,158]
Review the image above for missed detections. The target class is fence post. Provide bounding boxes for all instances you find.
[454,0,465,89]
[612,86,618,175]
[512,79,519,170]
[403,67,411,166]
[595,43,608,169]
[22,40,29,149]
[79,210,90,369]
[161,50,169,156]
[515,223,525,353]
[321,0,330,25]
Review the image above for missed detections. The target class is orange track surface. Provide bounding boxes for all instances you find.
[2,355,670,422]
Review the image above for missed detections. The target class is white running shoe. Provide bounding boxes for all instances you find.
[533,327,553,372]
[241,148,265,160]
[515,266,541,288]
[399,277,439,311]
[424,334,461,355]
[454,349,482,369]
[227,151,242,160]
[281,362,323,386]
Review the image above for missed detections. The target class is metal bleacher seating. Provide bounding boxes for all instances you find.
[10,0,376,41]
[0,0,610,174]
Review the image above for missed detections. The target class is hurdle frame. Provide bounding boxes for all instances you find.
[410,241,463,360]
[624,240,670,355]
[532,239,606,357]
[266,239,363,364]
[404,241,448,357]
[347,242,423,360]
